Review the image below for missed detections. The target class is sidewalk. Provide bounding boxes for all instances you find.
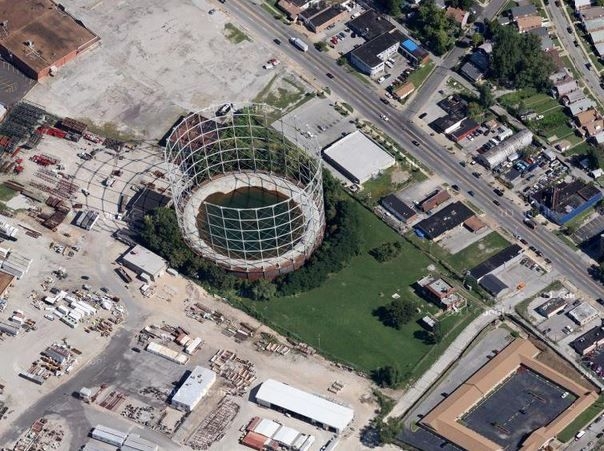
[386,313,494,419]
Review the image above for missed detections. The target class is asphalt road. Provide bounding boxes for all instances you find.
[227,1,603,300]
[547,2,604,107]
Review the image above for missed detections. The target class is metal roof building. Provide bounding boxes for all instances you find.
[91,425,127,447]
[121,433,158,451]
[255,379,354,433]
[171,366,216,412]
[478,130,534,168]
[322,131,395,184]
[120,244,167,281]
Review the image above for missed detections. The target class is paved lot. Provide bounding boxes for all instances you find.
[0,61,35,106]
[462,367,575,450]
[278,97,357,153]
[395,178,443,206]
[439,226,492,254]
[25,0,278,139]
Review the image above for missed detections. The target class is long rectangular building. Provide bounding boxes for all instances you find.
[255,379,354,433]
[413,201,474,240]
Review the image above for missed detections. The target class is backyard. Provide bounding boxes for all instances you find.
[238,202,480,382]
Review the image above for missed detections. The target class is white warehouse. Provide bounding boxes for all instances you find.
[171,365,216,412]
[255,379,354,433]
[478,129,534,169]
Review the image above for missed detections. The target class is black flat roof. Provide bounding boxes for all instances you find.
[470,244,522,280]
[350,30,405,68]
[450,118,480,139]
[414,201,474,239]
[571,323,604,354]
[381,194,416,221]
[309,5,343,27]
[347,9,395,40]
[479,274,508,296]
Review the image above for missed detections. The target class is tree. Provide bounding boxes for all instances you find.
[478,82,495,108]
[250,279,277,301]
[411,0,458,55]
[372,365,402,388]
[431,322,444,343]
[471,32,484,48]
[490,25,555,91]
[467,101,484,119]
[376,0,402,16]
[369,241,403,262]
[375,298,416,329]
[448,0,476,10]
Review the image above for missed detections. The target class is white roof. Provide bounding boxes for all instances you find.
[273,425,301,445]
[171,366,216,409]
[122,434,158,451]
[323,131,395,184]
[253,418,281,437]
[256,379,354,431]
[122,244,167,277]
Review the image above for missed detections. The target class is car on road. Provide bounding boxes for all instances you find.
[451,184,460,191]
[273,38,281,45]
[468,190,475,196]
[326,72,334,79]
[459,161,466,167]
[380,114,389,121]
[574,39,579,47]
[494,188,504,196]
[567,26,573,33]
[380,97,390,105]
[472,171,481,178]
[493,199,501,206]
[132,347,141,353]
[419,112,428,119]
[412,140,420,146]
[209,8,216,14]
[586,62,592,70]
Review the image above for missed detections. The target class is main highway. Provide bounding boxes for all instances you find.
[224,1,603,300]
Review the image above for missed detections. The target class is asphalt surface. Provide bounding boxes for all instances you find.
[227,1,603,300]
[547,2,604,108]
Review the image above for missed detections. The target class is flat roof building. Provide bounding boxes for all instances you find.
[571,322,604,355]
[479,274,509,298]
[531,180,603,225]
[0,0,100,80]
[478,130,533,169]
[255,379,354,433]
[347,9,395,41]
[469,244,523,281]
[349,30,405,76]
[380,194,417,223]
[120,244,167,281]
[414,202,474,240]
[322,131,395,184]
[568,302,599,326]
[422,339,599,451]
[417,275,465,310]
[537,297,568,318]
[171,366,216,412]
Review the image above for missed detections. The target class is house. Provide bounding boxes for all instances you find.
[464,215,487,233]
[575,108,601,127]
[583,119,604,137]
[399,39,431,66]
[584,17,604,32]
[446,7,470,28]
[417,275,465,311]
[568,98,596,116]
[511,4,538,19]
[571,322,604,355]
[516,15,543,33]
[419,189,451,212]
[460,61,485,82]
[561,89,586,105]
[591,29,604,43]
[581,6,604,20]
[552,77,578,97]
[349,30,405,75]
[393,81,415,100]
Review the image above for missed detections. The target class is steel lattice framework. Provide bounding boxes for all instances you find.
[165,104,325,280]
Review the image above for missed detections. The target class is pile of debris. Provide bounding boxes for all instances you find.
[209,350,256,396]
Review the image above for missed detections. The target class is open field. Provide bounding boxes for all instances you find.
[238,202,479,380]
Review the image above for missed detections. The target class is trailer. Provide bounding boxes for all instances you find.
[290,37,308,52]
[116,267,133,284]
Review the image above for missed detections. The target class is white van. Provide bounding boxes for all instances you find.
[575,430,586,440]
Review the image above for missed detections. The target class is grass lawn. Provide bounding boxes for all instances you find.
[558,393,604,443]
[224,23,251,44]
[0,185,16,203]
[449,232,510,273]
[239,203,479,379]
[407,62,435,89]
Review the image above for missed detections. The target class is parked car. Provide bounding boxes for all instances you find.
[468,190,475,196]
[326,72,335,79]
[412,140,420,146]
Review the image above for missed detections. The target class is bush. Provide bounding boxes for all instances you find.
[369,241,403,262]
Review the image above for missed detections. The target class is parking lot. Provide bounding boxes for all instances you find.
[278,97,357,153]
[25,0,279,139]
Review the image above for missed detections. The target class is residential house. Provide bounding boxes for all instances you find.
[575,0,594,10]
[561,89,586,105]
[446,7,470,28]
[511,4,538,19]
[516,15,543,33]
[416,275,465,311]
[399,38,431,66]
[568,98,596,116]
[393,81,415,100]
[581,6,604,20]
[277,0,318,19]
[552,77,578,97]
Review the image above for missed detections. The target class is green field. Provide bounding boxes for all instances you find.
[224,23,251,44]
[449,232,511,273]
[0,185,16,203]
[407,61,435,90]
[239,203,480,379]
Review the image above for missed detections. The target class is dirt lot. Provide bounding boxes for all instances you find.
[25,0,280,139]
